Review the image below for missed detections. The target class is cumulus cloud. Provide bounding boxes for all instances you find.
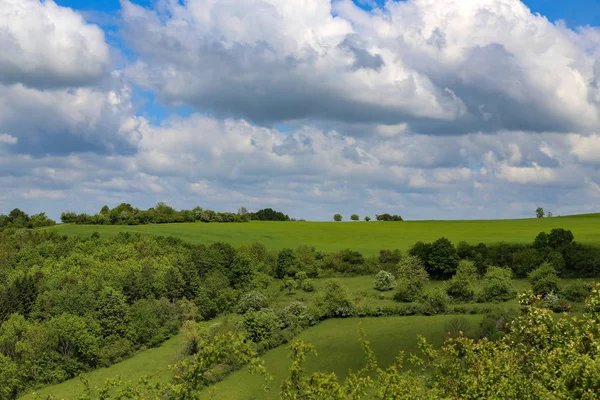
[122,0,600,134]
[0,0,139,156]
[0,0,110,89]
[1,0,600,221]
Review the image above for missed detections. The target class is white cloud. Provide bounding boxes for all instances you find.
[22,189,66,200]
[122,0,600,134]
[0,133,17,145]
[0,0,110,88]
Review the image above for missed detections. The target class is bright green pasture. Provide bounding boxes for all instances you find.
[203,315,484,400]
[52,215,600,255]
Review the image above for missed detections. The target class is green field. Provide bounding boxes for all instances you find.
[202,315,484,400]
[52,215,600,255]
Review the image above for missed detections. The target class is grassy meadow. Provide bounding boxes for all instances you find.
[201,315,484,400]
[52,214,600,255]
[21,275,593,399]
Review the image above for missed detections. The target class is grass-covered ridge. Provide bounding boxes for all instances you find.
[53,216,600,255]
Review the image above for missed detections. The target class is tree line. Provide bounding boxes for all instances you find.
[60,203,291,225]
[0,208,55,230]
[334,213,403,221]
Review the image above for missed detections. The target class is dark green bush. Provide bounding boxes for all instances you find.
[562,280,593,302]
[529,263,560,297]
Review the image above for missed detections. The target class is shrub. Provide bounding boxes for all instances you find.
[237,290,268,314]
[544,292,571,313]
[98,338,134,367]
[301,279,315,292]
[445,260,477,301]
[393,280,422,302]
[477,307,517,340]
[238,308,278,343]
[562,280,593,302]
[373,270,396,292]
[529,262,560,297]
[379,249,402,266]
[421,289,449,314]
[478,267,515,303]
[314,280,356,318]
[278,301,315,330]
[393,255,429,302]
[280,277,298,294]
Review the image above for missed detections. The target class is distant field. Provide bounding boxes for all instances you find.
[52,215,600,255]
[202,315,484,400]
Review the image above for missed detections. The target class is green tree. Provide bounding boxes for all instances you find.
[350,214,359,221]
[529,262,560,296]
[445,260,477,301]
[536,207,544,218]
[94,287,129,339]
[276,248,296,279]
[281,277,298,294]
[364,216,371,222]
[315,280,355,318]
[478,266,515,302]
[547,228,574,249]
[511,248,543,278]
[229,253,256,288]
[393,255,429,302]
[333,214,342,222]
[47,313,102,371]
[427,237,459,278]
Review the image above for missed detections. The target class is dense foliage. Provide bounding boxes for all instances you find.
[411,228,600,278]
[375,213,403,221]
[0,208,55,230]
[276,286,600,399]
[0,230,284,395]
[57,284,600,400]
[4,224,600,398]
[61,203,292,225]
[249,208,290,221]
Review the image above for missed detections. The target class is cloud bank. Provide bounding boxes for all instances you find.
[1,0,599,220]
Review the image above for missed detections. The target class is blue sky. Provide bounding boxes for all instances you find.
[1,0,600,221]
[55,0,600,27]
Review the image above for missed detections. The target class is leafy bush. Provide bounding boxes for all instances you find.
[478,266,515,302]
[98,338,134,367]
[544,292,571,313]
[477,307,517,340]
[314,280,356,318]
[393,255,429,302]
[445,260,477,301]
[529,262,560,297]
[393,280,422,302]
[562,280,593,302]
[373,270,396,292]
[237,290,268,314]
[238,308,278,343]
[420,289,449,314]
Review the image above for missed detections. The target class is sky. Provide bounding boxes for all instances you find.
[1,0,600,221]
